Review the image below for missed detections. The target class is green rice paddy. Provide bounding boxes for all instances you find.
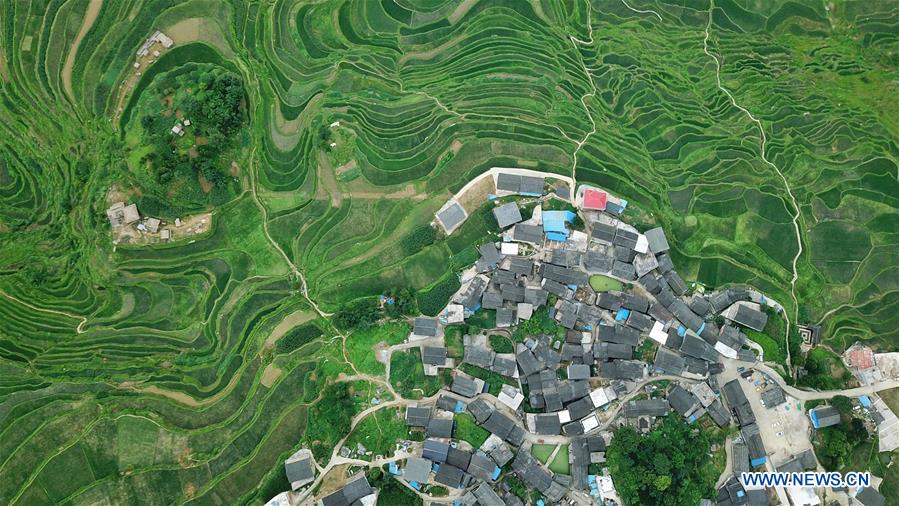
[0,0,897,503]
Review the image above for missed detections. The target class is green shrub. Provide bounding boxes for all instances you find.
[400,225,437,255]
[276,323,322,353]
[416,274,460,316]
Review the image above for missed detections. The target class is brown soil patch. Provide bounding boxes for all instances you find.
[195,136,208,145]
[188,147,199,159]
[229,161,240,177]
[261,364,283,388]
[162,109,173,117]
[317,151,342,208]
[448,0,478,23]
[62,0,103,100]
[263,310,316,349]
[457,175,494,214]
[335,159,357,176]
[175,110,184,119]
[318,465,350,495]
[198,174,213,193]
[161,95,173,106]
[451,139,463,154]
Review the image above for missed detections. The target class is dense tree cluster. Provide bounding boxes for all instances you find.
[814,402,870,471]
[400,225,437,255]
[607,416,716,506]
[136,66,245,215]
[331,288,416,331]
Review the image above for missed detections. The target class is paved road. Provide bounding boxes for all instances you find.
[753,362,899,401]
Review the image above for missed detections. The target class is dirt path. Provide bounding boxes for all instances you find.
[262,309,316,350]
[62,0,103,101]
[316,151,342,208]
[0,289,88,334]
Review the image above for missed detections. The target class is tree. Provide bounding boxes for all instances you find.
[607,416,716,506]
[831,396,852,416]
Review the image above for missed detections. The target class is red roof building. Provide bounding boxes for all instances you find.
[583,189,607,210]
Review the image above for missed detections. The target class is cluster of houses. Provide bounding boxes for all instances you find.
[105,201,172,241]
[269,176,889,505]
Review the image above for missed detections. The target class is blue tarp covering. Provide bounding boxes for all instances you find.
[584,325,592,330]
[546,231,568,241]
[537,500,545,506]
[455,400,465,413]
[811,410,821,428]
[520,191,542,197]
[619,199,628,209]
[487,194,497,200]
[388,462,401,475]
[697,322,706,335]
[410,481,421,490]
[491,466,501,480]
[860,395,872,408]
[751,456,767,466]
[616,308,631,321]
[677,325,687,337]
[543,210,575,241]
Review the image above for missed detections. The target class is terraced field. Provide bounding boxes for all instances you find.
[0,0,897,503]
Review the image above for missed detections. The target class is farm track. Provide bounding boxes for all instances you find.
[61,0,102,102]
[703,3,803,374]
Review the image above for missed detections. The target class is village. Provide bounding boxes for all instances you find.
[260,170,896,506]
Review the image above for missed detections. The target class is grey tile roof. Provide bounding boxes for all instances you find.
[567,396,594,420]
[855,487,886,506]
[493,202,523,229]
[613,228,638,249]
[811,406,841,428]
[423,346,447,365]
[669,300,703,331]
[524,287,548,306]
[491,355,517,378]
[464,346,495,369]
[597,324,640,346]
[468,453,499,482]
[615,246,636,263]
[483,411,516,440]
[403,457,432,483]
[706,399,731,426]
[427,418,455,438]
[644,227,670,253]
[664,270,688,295]
[496,173,521,192]
[520,175,544,195]
[501,284,525,302]
[511,223,543,244]
[451,374,481,397]
[611,260,636,280]
[284,450,315,489]
[542,278,572,299]
[653,347,686,375]
[648,303,673,323]
[505,256,533,276]
[584,251,614,273]
[436,395,458,412]
[732,442,750,474]
[632,252,659,277]
[482,291,503,310]
[732,304,769,331]
[623,398,670,417]
[437,202,466,231]
[446,446,472,470]
[516,349,544,377]
[598,359,644,380]
[466,398,493,423]
[423,439,450,462]
[472,483,505,506]
[689,297,712,316]
[722,379,755,427]
[541,264,589,286]
[668,385,698,416]
[321,473,373,506]
[594,341,634,360]
[479,243,502,267]
[548,248,582,268]
[406,406,431,427]
[414,317,439,337]
[638,273,662,294]
[434,463,466,489]
[656,252,674,273]
[567,364,591,380]
[535,414,561,435]
[496,307,516,327]
[621,294,650,313]
[679,333,719,362]
[456,276,487,309]
[625,311,653,332]
[760,386,786,408]
[595,292,622,311]
[590,222,617,243]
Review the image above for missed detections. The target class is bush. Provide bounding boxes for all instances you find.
[333,299,381,331]
[400,225,437,255]
[416,274,460,316]
[276,323,322,353]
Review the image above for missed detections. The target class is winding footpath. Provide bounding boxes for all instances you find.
[702,3,803,373]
